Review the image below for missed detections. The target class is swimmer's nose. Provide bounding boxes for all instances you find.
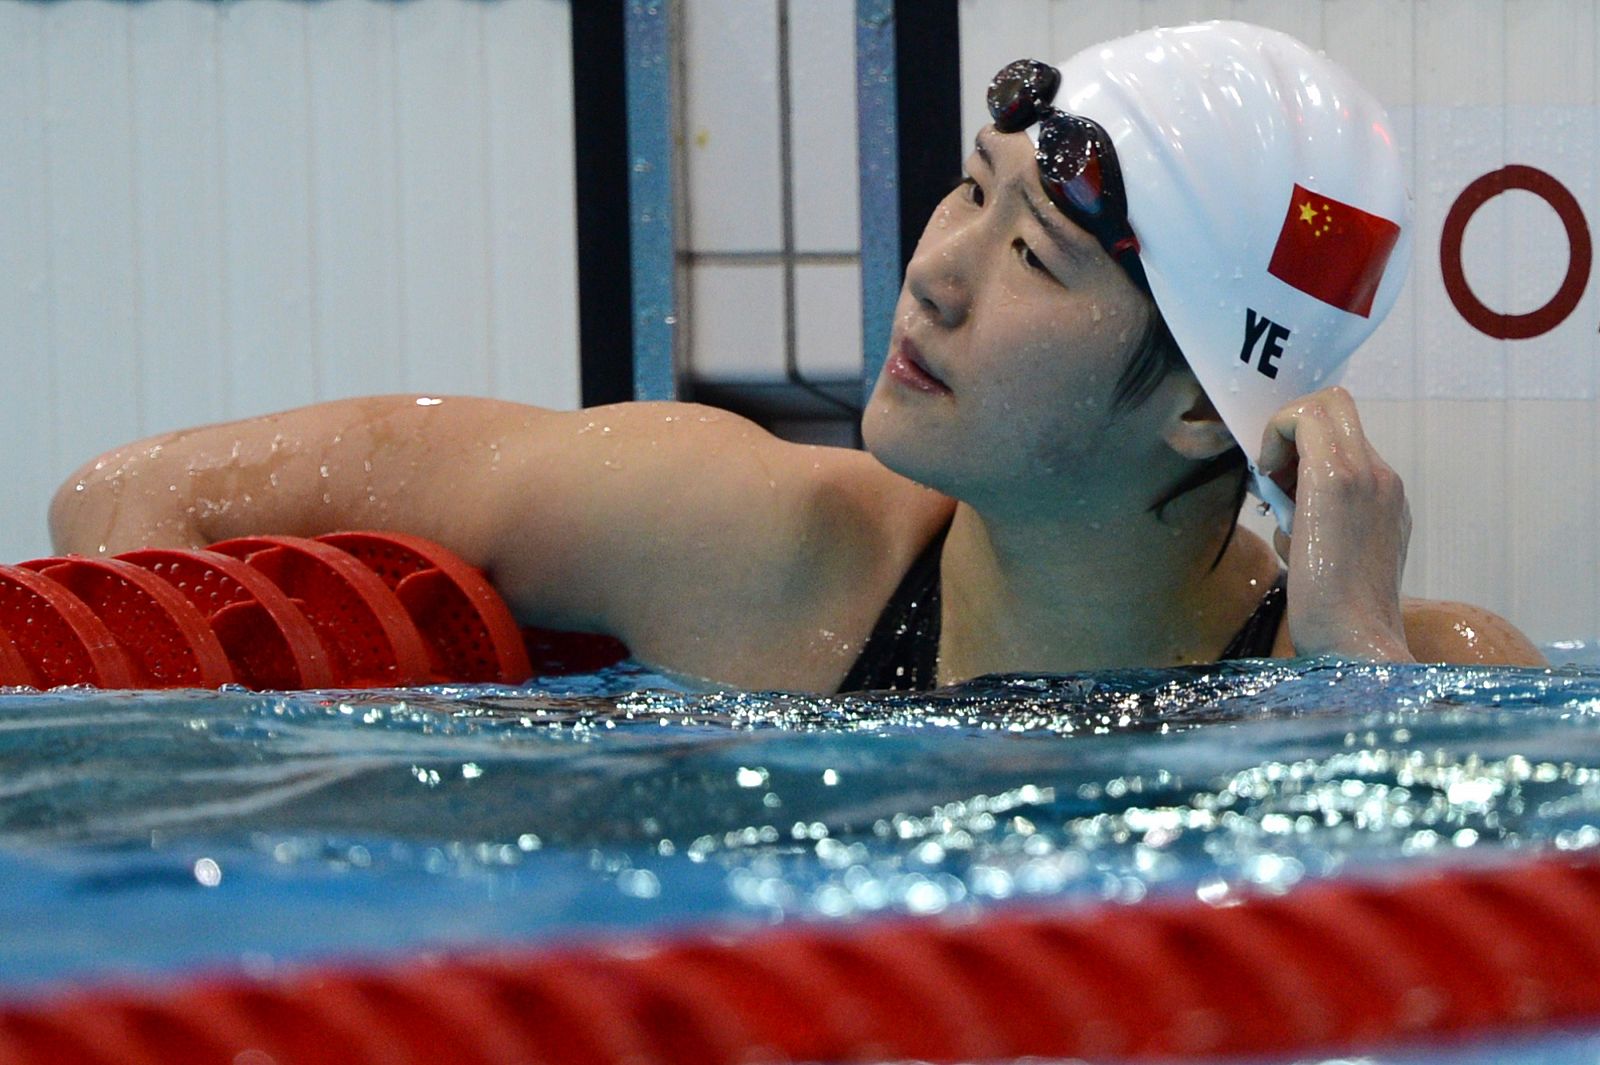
[905,243,970,329]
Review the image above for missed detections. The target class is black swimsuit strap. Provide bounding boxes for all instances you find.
[1218,574,1288,660]
[835,522,950,693]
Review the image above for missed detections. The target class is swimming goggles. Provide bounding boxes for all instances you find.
[987,59,1150,294]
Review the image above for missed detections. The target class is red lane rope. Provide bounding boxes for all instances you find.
[313,531,532,684]
[19,558,235,688]
[117,548,335,690]
[0,855,1596,1064]
[0,533,631,690]
[0,565,136,688]
[206,536,434,687]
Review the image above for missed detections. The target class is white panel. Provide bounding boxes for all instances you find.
[1047,0,1139,62]
[1325,0,1414,107]
[789,0,858,253]
[1414,104,1505,399]
[44,0,144,478]
[1138,0,1217,29]
[132,0,228,434]
[1420,401,1510,617]
[687,263,785,382]
[1415,0,1505,107]
[0,2,58,560]
[1508,0,1591,107]
[306,0,405,401]
[1412,3,1505,397]
[684,0,782,252]
[795,262,863,379]
[395,0,492,395]
[218,0,317,417]
[1226,1,1323,47]
[958,0,1049,149]
[484,0,580,409]
[1510,400,1594,641]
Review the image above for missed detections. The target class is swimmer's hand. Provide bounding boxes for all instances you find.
[1258,386,1415,662]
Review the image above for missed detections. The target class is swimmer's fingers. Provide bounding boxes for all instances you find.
[1261,387,1414,661]
[1278,389,1406,534]
[1258,386,1374,501]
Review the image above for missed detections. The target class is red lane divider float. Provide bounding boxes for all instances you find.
[0,855,1595,1064]
[115,549,334,690]
[17,558,235,688]
[0,532,634,690]
[314,530,532,684]
[206,536,436,687]
[0,565,136,688]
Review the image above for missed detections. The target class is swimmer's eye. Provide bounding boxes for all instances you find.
[958,176,986,208]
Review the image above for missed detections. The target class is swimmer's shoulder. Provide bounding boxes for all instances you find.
[553,401,953,689]
[1397,598,1547,667]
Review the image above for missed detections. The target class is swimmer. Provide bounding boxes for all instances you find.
[49,22,1543,691]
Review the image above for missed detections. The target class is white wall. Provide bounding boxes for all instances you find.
[0,0,578,561]
[953,0,1597,643]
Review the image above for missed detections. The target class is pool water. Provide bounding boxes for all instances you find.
[1,654,1599,1063]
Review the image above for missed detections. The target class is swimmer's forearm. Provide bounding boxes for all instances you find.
[51,429,208,555]
[49,396,515,557]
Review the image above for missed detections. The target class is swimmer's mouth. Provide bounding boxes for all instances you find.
[889,338,951,394]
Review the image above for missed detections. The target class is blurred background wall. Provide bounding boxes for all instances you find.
[0,0,578,554]
[0,0,1594,645]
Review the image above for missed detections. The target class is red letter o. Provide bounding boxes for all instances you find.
[1440,165,1590,340]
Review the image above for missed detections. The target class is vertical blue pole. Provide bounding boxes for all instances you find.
[856,0,898,406]
[625,1,677,401]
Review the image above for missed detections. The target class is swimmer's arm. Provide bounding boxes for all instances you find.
[1257,388,1545,667]
[49,395,866,643]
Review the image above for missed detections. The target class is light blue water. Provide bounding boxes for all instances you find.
[1,654,1599,1064]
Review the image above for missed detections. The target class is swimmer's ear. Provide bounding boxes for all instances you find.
[1160,376,1236,461]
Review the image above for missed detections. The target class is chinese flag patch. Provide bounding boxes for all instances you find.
[1266,184,1401,317]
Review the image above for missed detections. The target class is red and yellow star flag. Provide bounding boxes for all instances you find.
[1266,184,1402,318]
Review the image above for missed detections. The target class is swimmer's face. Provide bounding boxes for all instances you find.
[863,127,1184,516]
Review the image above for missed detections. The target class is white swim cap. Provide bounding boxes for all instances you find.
[1022,21,1412,531]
